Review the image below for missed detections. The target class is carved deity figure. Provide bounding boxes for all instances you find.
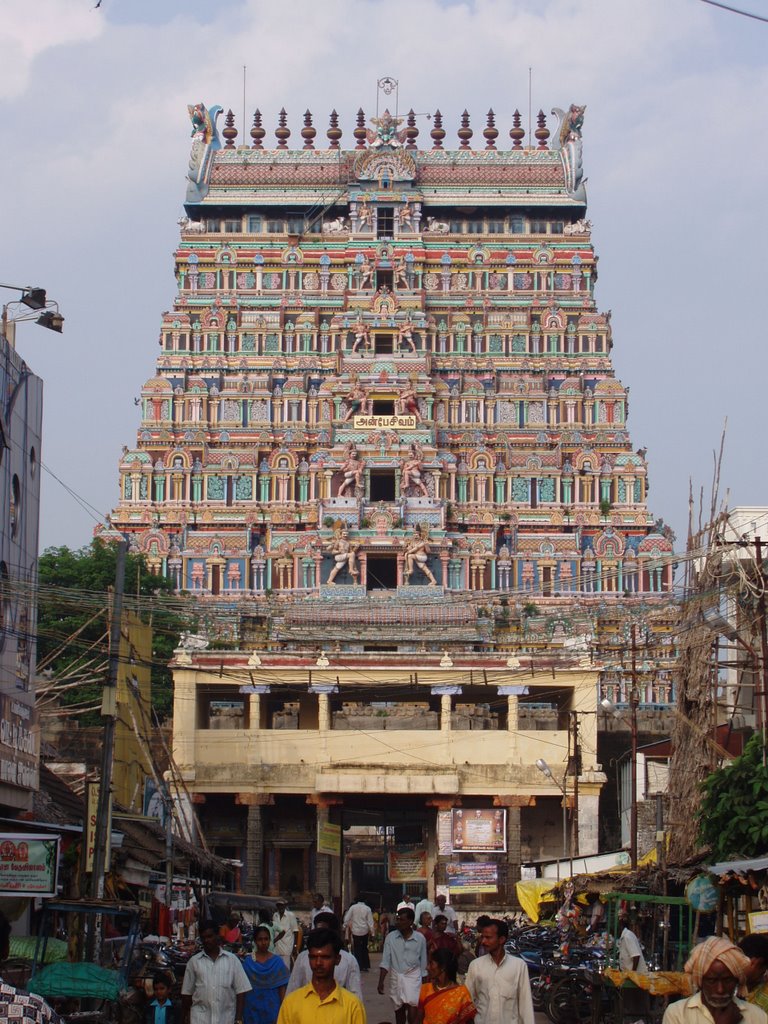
[397,319,417,352]
[368,109,404,148]
[351,316,371,353]
[337,445,365,498]
[396,380,422,422]
[398,198,415,231]
[403,525,438,586]
[358,202,374,231]
[342,377,371,421]
[358,254,374,288]
[393,253,410,289]
[325,527,359,585]
[400,443,430,497]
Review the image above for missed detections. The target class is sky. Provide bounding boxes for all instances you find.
[1,0,766,552]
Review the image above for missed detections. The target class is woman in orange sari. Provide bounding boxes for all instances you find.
[416,948,477,1024]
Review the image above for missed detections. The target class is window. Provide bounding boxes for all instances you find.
[287,216,304,234]
[374,334,393,354]
[247,215,263,233]
[205,219,220,232]
[550,221,564,234]
[376,268,393,291]
[595,335,604,352]
[510,216,524,233]
[10,476,20,538]
[487,220,505,234]
[449,220,464,233]
[267,219,284,233]
[531,220,547,234]
[467,220,484,234]
[223,219,240,233]
[377,207,394,238]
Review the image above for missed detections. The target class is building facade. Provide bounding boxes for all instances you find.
[0,323,43,812]
[108,99,677,903]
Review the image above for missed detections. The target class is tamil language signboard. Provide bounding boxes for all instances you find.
[353,415,417,429]
[0,834,59,896]
[446,862,498,894]
[450,808,507,853]
[388,848,427,882]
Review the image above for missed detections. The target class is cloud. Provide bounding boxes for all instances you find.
[0,0,764,548]
[0,0,104,100]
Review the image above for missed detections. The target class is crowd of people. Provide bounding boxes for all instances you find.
[3,897,768,1024]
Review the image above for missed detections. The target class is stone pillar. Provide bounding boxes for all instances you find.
[318,692,330,731]
[238,794,274,892]
[507,806,522,888]
[432,686,461,731]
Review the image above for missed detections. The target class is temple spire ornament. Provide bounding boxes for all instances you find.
[535,109,550,150]
[509,109,525,148]
[250,109,265,149]
[458,110,473,149]
[222,109,238,148]
[430,109,445,150]
[301,110,316,150]
[275,108,290,149]
[327,110,342,150]
[353,109,367,149]
[483,109,498,150]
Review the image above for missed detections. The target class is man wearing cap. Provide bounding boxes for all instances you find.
[663,936,768,1024]
[273,900,299,970]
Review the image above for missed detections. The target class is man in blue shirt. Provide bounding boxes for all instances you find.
[377,908,427,1024]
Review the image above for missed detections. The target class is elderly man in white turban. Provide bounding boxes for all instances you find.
[663,936,767,1024]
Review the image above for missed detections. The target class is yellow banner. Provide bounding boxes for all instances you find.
[317,822,341,857]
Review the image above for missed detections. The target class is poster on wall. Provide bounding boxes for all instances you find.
[446,861,498,894]
[450,809,506,853]
[388,848,427,882]
[0,834,59,896]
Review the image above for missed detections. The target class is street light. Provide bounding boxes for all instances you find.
[536,757,573,879]
[1,283,65,347]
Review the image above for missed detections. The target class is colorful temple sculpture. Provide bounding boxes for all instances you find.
[107,101,677,901]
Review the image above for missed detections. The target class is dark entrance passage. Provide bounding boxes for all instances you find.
[370,469,396,501]
[371,399,395,415]
[374,333,393,354]
[367,555,397,590]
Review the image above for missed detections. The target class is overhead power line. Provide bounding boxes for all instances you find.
[698,0,768,22]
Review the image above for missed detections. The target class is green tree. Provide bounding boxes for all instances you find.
[697,733,768,858]
[38,540,188,722]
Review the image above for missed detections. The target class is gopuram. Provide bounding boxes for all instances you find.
[107,98,676,903]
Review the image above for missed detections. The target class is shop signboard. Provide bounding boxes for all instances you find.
[450,808,506,853]
[446,861,498,894]
[0,834,59,896]
[0,695,39,792]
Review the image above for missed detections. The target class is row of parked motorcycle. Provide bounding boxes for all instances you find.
[506,923,611,1024]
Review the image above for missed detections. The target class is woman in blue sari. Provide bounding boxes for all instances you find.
[242,926,290,1024]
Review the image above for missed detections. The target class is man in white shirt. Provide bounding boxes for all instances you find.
[466,918,534,1024]
[273,899,299,969]
[286,913,363,1001]
[433,894,458,933]
[181,920,251,1024]
[309,893,333,929]
[378,907,428,1024]
[618,914,648,973]
[342,898,374,972]
[396,896,415,912]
